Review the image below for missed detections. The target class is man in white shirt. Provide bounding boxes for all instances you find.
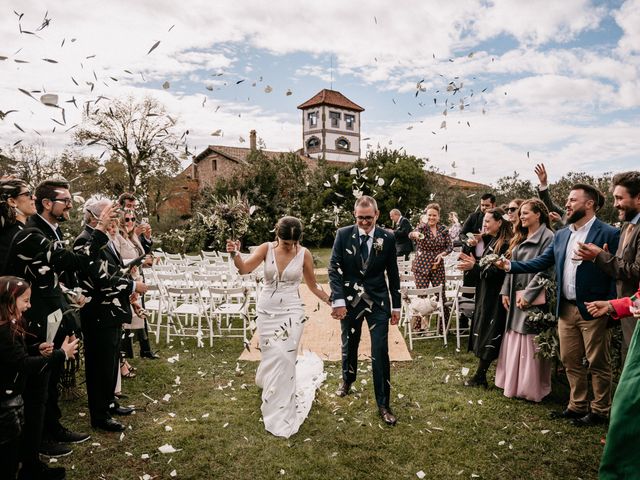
[497,184,620,426]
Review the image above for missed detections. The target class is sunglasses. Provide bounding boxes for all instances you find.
[51,197,73,206]
[506,207,518,213]
[124,218,136,223]
[16,190,33,198]
[355,215,375,222]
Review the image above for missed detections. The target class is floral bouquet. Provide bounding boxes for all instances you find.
[523,278,559,360]
[478,253,506,274]
[205,193,251,240]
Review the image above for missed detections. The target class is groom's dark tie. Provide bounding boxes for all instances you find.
[360,234,369,263]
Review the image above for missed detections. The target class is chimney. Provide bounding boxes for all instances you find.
[249,129,257,151]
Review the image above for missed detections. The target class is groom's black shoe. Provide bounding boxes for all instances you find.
[336,381,352,397]
[379,406,397,426]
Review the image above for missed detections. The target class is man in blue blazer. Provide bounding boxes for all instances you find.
[498,184,619,426]
[329,195,401,426]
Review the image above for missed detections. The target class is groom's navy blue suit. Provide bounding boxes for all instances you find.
[329,224,401,408]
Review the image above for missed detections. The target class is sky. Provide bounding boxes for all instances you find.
[1,0,639,185]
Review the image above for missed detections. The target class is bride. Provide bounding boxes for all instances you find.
[227,216,331,438]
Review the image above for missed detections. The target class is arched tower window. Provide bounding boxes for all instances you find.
[307,136,321,149]
[335,137,350,151]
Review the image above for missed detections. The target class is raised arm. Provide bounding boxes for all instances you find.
[302,249,331,304]
[228,241,268,274]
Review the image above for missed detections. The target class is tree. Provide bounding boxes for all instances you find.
[0,143,59,186]
[74,96,182,195]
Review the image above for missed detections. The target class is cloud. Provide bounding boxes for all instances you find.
[615,0,640,54]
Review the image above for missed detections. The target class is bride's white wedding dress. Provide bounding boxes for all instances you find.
[255,242,325,438]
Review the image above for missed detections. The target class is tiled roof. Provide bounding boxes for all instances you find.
[193,145,293,164]
[297,89,364,112]
[438,173,489,189]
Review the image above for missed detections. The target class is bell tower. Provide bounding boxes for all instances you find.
[297,89,364,162]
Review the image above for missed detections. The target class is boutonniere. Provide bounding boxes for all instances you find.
[373,237,384,252]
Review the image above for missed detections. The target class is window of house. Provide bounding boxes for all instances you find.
[329,111,341,128]
[345,114,355,130]
[212,159,217,171]
[307,136,320,149]
[308,111,318,127]
[336,138,350,150]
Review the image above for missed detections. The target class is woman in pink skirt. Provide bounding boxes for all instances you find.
[495,198,555,402]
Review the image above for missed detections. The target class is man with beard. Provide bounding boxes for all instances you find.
[6,178,115,479]
[575,171,640,360]
[495,184,619,427]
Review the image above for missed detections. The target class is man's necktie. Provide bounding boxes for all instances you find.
[360,234,369,263]
[622,223,636,250]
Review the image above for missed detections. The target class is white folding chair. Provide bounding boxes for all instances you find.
[400,287,448,350]
[183,253,203,265]
[446,284,476,350]
[400,274,416,289]
[209,286,250,343]
[141,284,164,343]
[165,286,212,346]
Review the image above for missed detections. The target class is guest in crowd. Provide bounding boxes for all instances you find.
[113,209,158,361]
[447,211,462,246]
[457,207,512,387]
[460,193,496,290]
[118,193,153,253]
[496,184,619,426]
[495,199,554,401]
[389,208,413,260]
[505,198,524,225]
[0,178,37,270]
[586,284,640,479]
[408,203,452,329]
[574,171,640,362]
[0,275,79,480]
[5,178,103,460]
[75,196,147,432]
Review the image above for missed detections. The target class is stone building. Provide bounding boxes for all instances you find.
[159,89,487,218]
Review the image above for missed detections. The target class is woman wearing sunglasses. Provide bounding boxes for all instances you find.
[0,178,37,272]
[505,199,524,226]
[112,211,157,375]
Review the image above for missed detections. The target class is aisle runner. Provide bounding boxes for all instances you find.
[239,284,412,362]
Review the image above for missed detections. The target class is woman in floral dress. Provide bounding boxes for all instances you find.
[409,203,453,328]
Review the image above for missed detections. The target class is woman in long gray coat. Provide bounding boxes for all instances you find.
[495,198,554,402]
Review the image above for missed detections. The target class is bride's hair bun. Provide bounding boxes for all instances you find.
[275,216,303,242]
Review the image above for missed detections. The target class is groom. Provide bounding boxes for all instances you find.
[329,195,401,426]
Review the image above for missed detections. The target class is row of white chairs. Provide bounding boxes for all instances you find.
[141,267,260,347]
[398,271,474,350]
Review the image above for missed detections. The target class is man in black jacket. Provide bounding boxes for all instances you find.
[6,178,115,478]
[389,209,413,260]
[75,196,148,432]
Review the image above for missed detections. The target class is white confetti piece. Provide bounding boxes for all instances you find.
[170,470,177,477]
[416,471,426,479]
[158,444,178,454]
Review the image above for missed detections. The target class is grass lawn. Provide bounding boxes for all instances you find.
[55,333,605,480]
